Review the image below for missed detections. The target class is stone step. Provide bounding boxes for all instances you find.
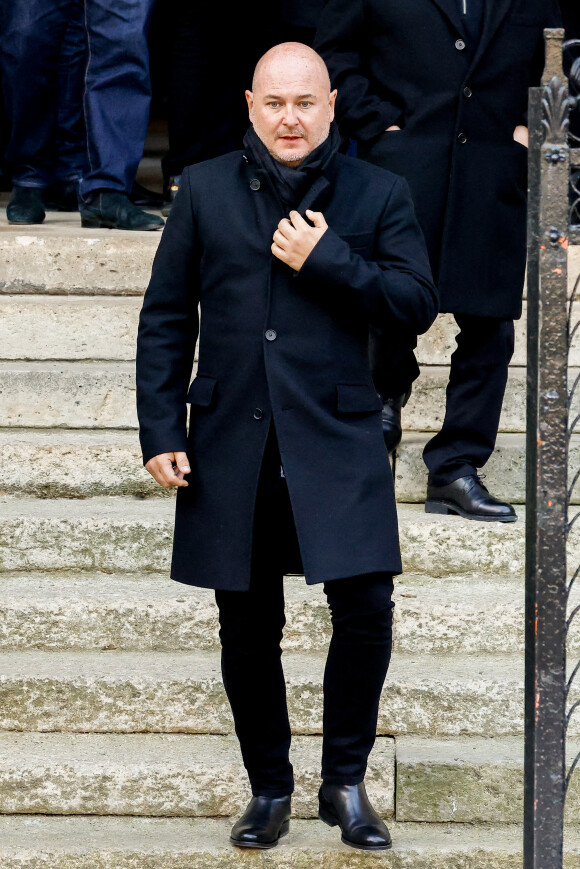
[0,216,156,296]
[0,817,561,869]
[0,362,137,429]
[2,361,573,432]
[404,365,535,434]
[1,572,578,656]
[0,430,165,499]
[3,297,580,368]
[0,732,394,818]
[0,296,143,361]
[0,498,536,577]
[396,736,580,824]
[1,214,579,301]
[0,649,549,737]
[2,428,573,503]
[395,432,580,504]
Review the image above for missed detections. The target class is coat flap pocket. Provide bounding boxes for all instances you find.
[338,231,375,251]
[187,375,217,407]
[336,383,382,414]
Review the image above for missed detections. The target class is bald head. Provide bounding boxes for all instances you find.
[252,43,331,94]
[246,43,337,168]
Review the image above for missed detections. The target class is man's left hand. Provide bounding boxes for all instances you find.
[272,209,328,271]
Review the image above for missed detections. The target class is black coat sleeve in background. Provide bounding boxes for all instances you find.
[136,167,200,465]
[298,176,438,336]
[313,0,403,142]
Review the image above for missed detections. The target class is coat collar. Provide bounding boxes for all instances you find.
[428,0,467,38]
[468,0,515,74]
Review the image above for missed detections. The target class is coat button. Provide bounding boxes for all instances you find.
[253,408,264,420]
[265,329,277,341]
[250,178,261,191]
[457,132,467,144]
[455,38,466,50]
[463,86,473,98]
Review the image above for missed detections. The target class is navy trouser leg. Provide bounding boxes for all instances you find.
[321,573,394,784]
[0,0,75,187]
[423,314,515,485]
[80,0,156,198]
[54,6,87,185]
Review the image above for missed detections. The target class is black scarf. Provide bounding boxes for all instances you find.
[243,122,341,210]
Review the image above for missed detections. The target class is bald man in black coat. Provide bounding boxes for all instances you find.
[137,43,436,852]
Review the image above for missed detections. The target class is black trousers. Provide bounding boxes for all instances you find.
[372,313,515,485]
[215,426,395,798]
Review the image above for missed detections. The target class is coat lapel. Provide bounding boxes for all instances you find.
[468,0,514,73]
[428,0,466,37]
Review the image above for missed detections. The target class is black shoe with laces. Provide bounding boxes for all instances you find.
[6,187,46,224]
[425,473,517,522]
[80,190,164,231]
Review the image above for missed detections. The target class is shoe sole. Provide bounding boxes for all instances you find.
[80,217,163,231]
[230,820,289,849]
[318,805,392,851]
[7,217,45,225]
[425,500,518,522]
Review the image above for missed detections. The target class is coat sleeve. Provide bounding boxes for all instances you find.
[297,176,438,337]
[136,167,200,465]
[314,0,402,142]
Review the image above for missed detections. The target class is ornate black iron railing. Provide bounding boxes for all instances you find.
[524,28,580,869]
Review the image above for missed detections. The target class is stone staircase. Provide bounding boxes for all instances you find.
[1,211,579,867]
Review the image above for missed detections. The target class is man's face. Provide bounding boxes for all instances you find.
[246,55,337,167]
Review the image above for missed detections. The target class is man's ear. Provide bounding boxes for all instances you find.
[245,90,254,122]
[329,89,337,122]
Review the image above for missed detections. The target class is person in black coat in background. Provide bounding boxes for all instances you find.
[137,43,436,851]
[315,0,562,522]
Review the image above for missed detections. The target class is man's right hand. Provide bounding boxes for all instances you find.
[145,452,191,488]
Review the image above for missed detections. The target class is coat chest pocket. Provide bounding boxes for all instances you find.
[336,383,383,414]
[506,9,544,26]
[338,231,375,254]
[187,375,218,407]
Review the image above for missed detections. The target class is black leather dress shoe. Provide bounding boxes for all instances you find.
[318,782,392,851]
[43,181,79,212]
[425,474,517,522]
[381,387,412,454]
[80,190,164,231]
[130,181,164,208]
[6,187,45,224]
[230,794,291,849]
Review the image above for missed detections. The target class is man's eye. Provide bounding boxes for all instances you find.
[300,102,312,108]
[269,102,279,108]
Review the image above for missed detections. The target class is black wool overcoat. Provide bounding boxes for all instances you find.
[315,0,562,320]
[136,149,437,591]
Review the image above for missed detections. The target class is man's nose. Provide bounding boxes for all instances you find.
[282,105,298,126]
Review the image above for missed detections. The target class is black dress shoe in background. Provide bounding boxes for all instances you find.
[80,190,164,231]
[381,386,412,454]
[230,794,291,849]
[425,474,517,522]
[130,180,164,208]
[6,187,46,224]
[161,174,181,217]
[318,782,392,851]
[43,181,79,212]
